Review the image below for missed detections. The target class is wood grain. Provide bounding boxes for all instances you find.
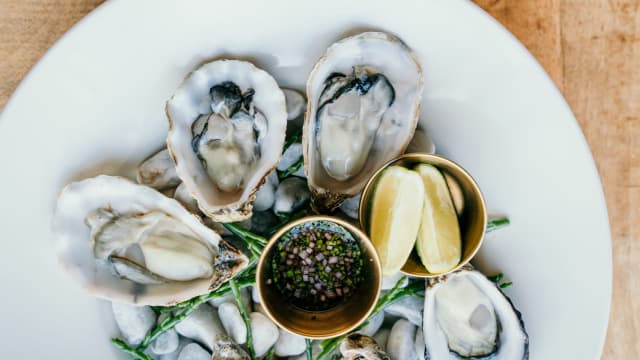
[0,0,638,357]
[560,1,640,357]
[475,0,564,89]
[0,0,105,109]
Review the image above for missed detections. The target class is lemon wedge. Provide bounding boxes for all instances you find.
[415,164,461,273]
[369,166,425,276]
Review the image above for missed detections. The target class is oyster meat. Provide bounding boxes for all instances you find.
[423,267,529,359]
[52,175,248,305]
[304,32,423,211]
[167,60,287,222]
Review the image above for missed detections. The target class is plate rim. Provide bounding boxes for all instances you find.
[0,0,613,357]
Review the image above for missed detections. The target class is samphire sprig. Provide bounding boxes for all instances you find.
[230,278,256,358]
[223,222,268,259]
[486,216,510,233]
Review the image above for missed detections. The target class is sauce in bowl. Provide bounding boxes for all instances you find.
[268,220,364,311]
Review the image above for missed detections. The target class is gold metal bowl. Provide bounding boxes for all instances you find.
[359,153,487,278]
[256,215,382,339]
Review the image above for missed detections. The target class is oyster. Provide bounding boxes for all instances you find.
[52,175,248,305]
[303,32,423,211]
[167,60,287,222]
[136,148,181,190]
[211,335,250,360]
[340,333,390,360]
[423,267,529,359]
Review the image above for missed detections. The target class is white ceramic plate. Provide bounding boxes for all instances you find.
[0,0,611,359]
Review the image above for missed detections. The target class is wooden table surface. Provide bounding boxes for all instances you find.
[0,0,637,357]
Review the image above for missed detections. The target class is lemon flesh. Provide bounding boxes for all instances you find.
[415,164,462,273]
[369,166,425,276]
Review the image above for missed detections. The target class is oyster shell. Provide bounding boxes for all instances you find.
[166,60,287,222]
[211,335,250,360]
[423,267,529,359]
[303,32,423,211]
[340,333,390,360]
[136,148,181,190]
[52,175,248,305]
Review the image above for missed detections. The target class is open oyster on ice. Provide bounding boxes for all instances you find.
[167,60,287,222]
[52,175,248,305]
[303,32,423,211]
[423,267,529,359]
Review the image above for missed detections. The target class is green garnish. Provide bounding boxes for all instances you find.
[487,273,504,283]
[488,272,513,289]
[486,216,510,233]
[305,338,313,360]
[111,339,152,360]
[263,347,275,359]
[283,129,302,154]
[277,155,304,180]
[230,278,255,359]
[269,221,364,311]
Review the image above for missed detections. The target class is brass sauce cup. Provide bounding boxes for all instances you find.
[359,153,487,278]
[256,216,382,339]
